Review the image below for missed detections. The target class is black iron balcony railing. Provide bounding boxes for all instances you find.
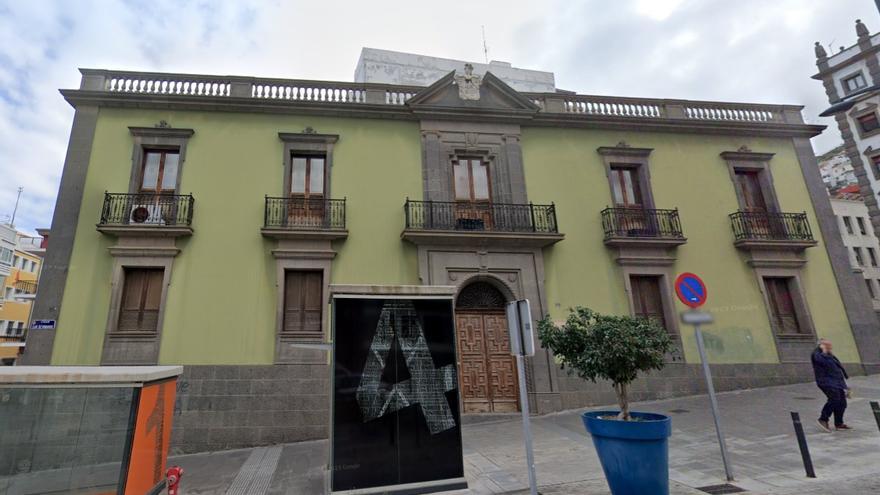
[99,192,194,226]
[729,211,814,242]
[13,280,37,295]
[601,207,684,239]
[404,199,559,233]
[263,197,346,230]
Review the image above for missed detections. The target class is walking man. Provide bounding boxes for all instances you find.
[812,339,852,432]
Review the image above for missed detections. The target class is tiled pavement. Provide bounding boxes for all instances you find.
[171,374,880,494]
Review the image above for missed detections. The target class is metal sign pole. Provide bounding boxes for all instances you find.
[516,353,538,495]
[694,324,734,482]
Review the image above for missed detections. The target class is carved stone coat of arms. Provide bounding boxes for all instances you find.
[455,63,482,101]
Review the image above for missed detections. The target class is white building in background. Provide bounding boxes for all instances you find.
[818,145,856,190]
[354,47,557,93]
[831,197,880,311]
[0,224,15,307]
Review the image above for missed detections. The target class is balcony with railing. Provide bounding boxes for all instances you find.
[13,280,37,300]
[601,207,686,248]
[97,192,195,237]
[261,196,347,240]
[401,199,563,246]
[729,211,817,250]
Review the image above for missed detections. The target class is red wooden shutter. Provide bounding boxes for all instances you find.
[764,278,802,334]
[630,276,667,331]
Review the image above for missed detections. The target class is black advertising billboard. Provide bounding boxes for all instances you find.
[331,295,466,494]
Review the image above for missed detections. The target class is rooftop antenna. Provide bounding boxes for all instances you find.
[10,186,22,226]
[481,25,489,64]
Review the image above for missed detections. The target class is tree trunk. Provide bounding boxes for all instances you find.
[614,382,630,421]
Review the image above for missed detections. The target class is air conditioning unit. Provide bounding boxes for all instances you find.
[129,204,165,225]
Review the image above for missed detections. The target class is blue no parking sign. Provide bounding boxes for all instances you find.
[674,272,707,308]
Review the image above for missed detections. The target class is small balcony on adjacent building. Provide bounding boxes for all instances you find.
[261,196,348,240]
[97,192,194,237]
[601,207,686,247]
[12,280,37,301]
[401,199,564,247]
[729,211,817,251]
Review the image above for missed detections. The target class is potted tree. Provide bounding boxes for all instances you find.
[538,307,674,495]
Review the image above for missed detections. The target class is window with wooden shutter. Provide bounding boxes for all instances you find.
[118,268,164,334]
[734,170,768,212]
[630,275,668,332]
[283,270,323,339]
[610,165,643,207]
[763,277,804,335]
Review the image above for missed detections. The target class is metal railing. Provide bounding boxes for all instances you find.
[13,280,37,295]
[263,197,346,230]
[404,199,558,233]
[601,207,684,239]
[99,192,194,227]
[729,211,814,242]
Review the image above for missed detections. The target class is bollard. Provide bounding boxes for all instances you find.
[790,412,816,478]
[166,466,184,495]
[871,401,880,434]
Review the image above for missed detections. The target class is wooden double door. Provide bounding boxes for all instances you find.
[455,311,519,413]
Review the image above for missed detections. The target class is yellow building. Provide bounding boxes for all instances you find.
[0,229,43,365]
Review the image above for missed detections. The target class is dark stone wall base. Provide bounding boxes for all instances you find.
[171,365,329,455]
[553,362,866,411]
[169,362,874,454]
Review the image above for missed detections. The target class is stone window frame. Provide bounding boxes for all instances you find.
[278,132,338,198]
[720,149,780,213]
[597,145,656,209]
[272,251,333,364]
[850,104,880,140]
[127,127,194,194]
[862,147,880,181]
[841,70,868,95]
[103,253,176,342]
[754,267,816,341]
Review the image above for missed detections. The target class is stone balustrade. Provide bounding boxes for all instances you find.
[78,69,802,124]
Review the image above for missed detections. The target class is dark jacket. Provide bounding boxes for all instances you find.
[811,348,848,390]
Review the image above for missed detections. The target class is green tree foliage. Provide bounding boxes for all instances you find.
[538,307,672,420]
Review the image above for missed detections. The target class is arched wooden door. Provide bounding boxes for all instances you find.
[455,282,519,413]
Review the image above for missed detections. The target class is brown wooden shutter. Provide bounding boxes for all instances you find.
[118,268,163,333]
[283,271,323,338]
[630,276,667,331]
[734,170,767,212]
[764,277,802,334]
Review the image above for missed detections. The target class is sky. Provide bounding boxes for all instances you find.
[0,0,876,234]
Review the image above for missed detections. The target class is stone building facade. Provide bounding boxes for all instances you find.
[22,52,880,453]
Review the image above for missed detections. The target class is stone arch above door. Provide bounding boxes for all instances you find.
[454,273,517,307]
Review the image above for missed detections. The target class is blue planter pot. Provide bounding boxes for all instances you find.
[582,411,671,495]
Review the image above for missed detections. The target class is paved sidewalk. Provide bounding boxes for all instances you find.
[171,375,880,494]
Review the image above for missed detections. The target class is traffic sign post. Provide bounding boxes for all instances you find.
[675,273,734,482]
[506,299,538,495]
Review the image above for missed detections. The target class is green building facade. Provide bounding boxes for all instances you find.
[24,67,880,452]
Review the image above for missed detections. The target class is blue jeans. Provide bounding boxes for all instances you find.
[818,386,847,426]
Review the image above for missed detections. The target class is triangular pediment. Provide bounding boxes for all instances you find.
[406,70,539,116]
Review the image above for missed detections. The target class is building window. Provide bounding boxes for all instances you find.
[844,73,867,94]
[843,216,854,234]
[857,113,880,133]
[5,321,14,335]
[282,270,323,339]
[869,247,879,267]
[629,275,668,332]
[290,154,325,198]
[610,165,644,207]
[763,277,806,335]
[140,149,180,193]
[15,322,23,335]
[857,216,868,235]
[734,169,769,211]
[453,158,491,201]
[855,247,865,266]
[867,279,877,300]
[117,268,164,333]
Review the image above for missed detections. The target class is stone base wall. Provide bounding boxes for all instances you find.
[553,362,866,411]
[170,365,329,455]
[168,362,872,454]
